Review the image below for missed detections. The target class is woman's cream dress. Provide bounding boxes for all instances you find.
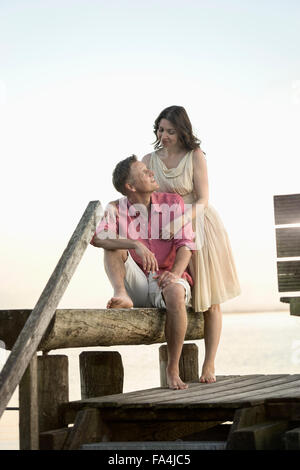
[149,150,241,312]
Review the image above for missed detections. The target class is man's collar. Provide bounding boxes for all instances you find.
[125,192,162,216]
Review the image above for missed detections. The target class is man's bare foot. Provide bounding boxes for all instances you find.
[166,367,188,390]
[200,362,216,384]
[106,293,133,309]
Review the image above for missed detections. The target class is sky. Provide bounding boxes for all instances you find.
[0,0,300,312]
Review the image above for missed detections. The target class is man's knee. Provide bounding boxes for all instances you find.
[163,282,186,308]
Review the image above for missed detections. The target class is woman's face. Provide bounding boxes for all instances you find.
[157,118,179,148]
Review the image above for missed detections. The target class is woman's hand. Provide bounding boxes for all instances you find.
[134,241,159,273]
[153,270,180,289]
[160,216,184,240]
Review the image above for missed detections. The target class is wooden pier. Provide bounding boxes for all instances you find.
[41,373,300,450]
[1,194,300,450]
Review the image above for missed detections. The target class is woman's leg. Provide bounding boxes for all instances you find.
[200,304,222,383]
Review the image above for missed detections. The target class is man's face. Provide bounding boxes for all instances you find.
[128,161,159,194]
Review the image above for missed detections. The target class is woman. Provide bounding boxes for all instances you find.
[142,105,241,383]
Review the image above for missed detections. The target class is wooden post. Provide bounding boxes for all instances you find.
[159,343,199,387]
[79,351,124,398]
[19,354,39,450]
[38,354,69,432]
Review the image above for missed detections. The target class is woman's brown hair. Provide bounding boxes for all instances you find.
[153,105,203,151]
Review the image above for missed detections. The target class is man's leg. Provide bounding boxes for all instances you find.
[200,304,222,383]
[162,283,188,390]
[104,249,133,309]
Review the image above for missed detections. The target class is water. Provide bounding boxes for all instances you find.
[1,311,300,450]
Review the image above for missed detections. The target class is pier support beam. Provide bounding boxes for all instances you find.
[159,343,199,387]
[19,354,39,450]
[79,351,124,399]
[38,354,69,432]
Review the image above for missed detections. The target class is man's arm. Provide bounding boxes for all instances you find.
[93,235,159,273]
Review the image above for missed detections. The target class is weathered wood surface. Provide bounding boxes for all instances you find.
[80,351,123,398]
[277,260,300,292]
[275,227,300,258]
[38,355,69,432]
[274,193,300,225]
[0,200,102,419]
[159,343,199,387]
[19,355,39,450]
[0,308,204,351]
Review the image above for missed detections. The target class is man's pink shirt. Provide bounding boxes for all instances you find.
[91,192,195,286]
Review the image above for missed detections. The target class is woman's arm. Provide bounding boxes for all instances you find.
[193,147,209,207]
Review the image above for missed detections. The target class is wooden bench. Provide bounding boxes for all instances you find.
[274,193,300,316]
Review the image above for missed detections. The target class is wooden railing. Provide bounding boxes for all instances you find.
[0,200,102,419]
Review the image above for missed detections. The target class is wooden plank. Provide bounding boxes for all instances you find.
[0,200,102,419]
[277,261,300,292]
[274,194,300,225]
[0,308,204,351]
[211,376,300,403]
[290,298,300,316]
[63,408,111,450]
[119,375,264,404]
[275,227,300,257]
[150,375,287,405]
[19,354,39,450]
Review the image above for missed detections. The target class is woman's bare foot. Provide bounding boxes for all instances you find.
[106,292,133,309]
[166,366,188,390]
[200,362,216,384]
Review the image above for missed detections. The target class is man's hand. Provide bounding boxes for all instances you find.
[153,271,180,289]
[134,241,159,273]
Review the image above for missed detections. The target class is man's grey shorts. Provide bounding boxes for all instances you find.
[124,252,191,308]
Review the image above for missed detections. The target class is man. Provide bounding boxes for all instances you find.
[91,155,195,390]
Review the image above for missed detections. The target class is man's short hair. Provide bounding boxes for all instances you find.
[112,154,137,195]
